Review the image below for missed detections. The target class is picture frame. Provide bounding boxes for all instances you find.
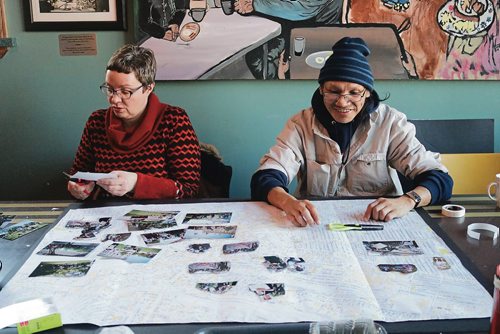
[23,0,127,31]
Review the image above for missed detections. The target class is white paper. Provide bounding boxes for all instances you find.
[69,172,117,181]
[0,200,492,326]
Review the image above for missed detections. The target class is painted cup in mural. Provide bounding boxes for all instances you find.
[455,0,487,17]
[190,0,208,22]
[294,36,306,57]
[221,0,234,15]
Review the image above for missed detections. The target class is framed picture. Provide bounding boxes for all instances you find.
[23,0,127,31]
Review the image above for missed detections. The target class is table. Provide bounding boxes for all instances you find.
[0,197,496,334]
[139,9,281,80]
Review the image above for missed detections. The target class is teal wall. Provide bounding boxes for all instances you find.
[1,2,499,200]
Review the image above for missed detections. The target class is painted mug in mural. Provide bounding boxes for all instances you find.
[488,173,500,208]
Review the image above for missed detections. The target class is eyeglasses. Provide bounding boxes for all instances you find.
[100,84,144,100]
[322,89,366,103]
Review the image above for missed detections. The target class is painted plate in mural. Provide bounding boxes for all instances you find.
[305,51,333,69]
[180,22,201,42]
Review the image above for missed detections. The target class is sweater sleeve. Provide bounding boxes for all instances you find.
[414,170,453,205]
[70,116,97,174]
[132,109,201,200]
[251,169,289,201]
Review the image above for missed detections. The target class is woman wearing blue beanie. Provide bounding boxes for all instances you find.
[251,37,453,227]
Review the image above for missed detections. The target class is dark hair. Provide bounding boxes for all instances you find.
[106,44,156,86]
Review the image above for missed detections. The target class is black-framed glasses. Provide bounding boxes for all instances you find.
[99,84,144,100]
[322,89,366,103]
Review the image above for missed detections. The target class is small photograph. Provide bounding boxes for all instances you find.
[248,283,285,301]
[222,241,259,254]
[102,233,131,242]
[29,260,94,278]
[97,243,161,264]
[0,214,16,228]
[433,257,451,270]
[37,241,99,257]
[263,256,287,272]
[285,257,306,272]
[66,217,112,240]
[184,225,237,239]
[0,220,49,241]
[124,210,179,231]
[377,264,417,274]
[187,243,211,253]
[188,261,231,274]
[196,281,238,294]
[182,212,232,225]
[140,229,186,245]
[363,241,424,256]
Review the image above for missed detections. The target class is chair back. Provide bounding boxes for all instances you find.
[198,143,232,198]
[440,153,500,194]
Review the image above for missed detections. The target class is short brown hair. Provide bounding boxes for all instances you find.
[106,44,156,86]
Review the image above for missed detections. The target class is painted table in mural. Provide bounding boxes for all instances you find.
[140,9,281,80]
[289,25,410,80]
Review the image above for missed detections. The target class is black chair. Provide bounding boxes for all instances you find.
[198,143,233,198]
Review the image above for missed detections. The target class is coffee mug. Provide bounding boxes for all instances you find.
[487,173,500,208]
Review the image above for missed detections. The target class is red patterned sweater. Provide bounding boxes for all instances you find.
[70,93,201,199]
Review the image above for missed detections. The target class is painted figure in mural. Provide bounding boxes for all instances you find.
[67,44,201,200]
[250,37,453,226]
[234,0,344,79]
[348,0,499,79]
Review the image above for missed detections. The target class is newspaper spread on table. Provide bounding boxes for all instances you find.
[0,200,492,326]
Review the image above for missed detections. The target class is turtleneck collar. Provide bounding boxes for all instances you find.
[106,93,166,154]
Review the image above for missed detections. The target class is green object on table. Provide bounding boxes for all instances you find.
[16,313,62,334]
[327,223,384,231]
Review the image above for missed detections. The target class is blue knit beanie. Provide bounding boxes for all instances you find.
[318,37,374,92]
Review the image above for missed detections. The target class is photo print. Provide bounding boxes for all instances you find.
[196,281,238,294]
[187,243,211,253]
[102,233,131,242]
[37,241,99,257]
[184,225,237,239]
[0,214,15,228]
[363,241,424,256]
[140,228,186,245]
[98,243,161,264]
[188,261,231,274]
[263,256,305,272]
[29,260,94,278]
[222,241,259,254]
[248,283,285,301]
[182,212,232,225]
[433,257,451,270]
[124,209,179,231]
[66,217,111,240]
[0,220,49,241]
[377,264,417,274]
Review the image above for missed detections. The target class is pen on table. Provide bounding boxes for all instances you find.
[327,223,384,231]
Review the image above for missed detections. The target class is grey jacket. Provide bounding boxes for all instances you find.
[257,104,448,198]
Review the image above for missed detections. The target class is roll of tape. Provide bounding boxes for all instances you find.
[467,223,499,241]
[441,204,466,218]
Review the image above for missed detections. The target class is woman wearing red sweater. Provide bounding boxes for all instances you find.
[68,44,201,200]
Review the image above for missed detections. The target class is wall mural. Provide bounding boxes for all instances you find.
[135,0,499,80]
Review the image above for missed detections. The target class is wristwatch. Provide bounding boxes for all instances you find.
[404,191,422,208]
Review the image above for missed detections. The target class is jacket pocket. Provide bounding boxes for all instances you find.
[348,153,392,194]
[306,159,332,196]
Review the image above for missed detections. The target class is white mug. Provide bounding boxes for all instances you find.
[487,173,500,208]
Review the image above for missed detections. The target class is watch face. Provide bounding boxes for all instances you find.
[407,191,421,203]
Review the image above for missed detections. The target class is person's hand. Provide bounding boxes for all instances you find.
[96,171,137,197]
[234,0,254,14]
[164,24,180,41]
[268,187,320,227]
[362,196,415,222]
[67,180,95,200]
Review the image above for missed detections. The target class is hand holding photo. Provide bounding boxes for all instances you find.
[63,171,117,182]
